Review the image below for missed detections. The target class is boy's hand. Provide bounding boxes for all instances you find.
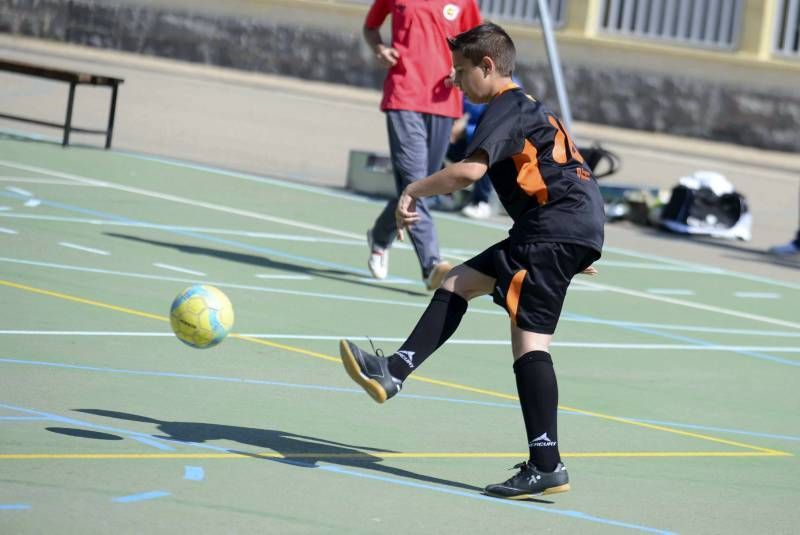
[444,67,456,88]
[581,265,598,276]
[395,190,419,241]
[375,45,400,68]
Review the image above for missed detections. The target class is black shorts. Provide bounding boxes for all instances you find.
[464,239,600,334]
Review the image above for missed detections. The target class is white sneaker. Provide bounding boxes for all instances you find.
[424,261,452,291]
[461,201,492,219]
[367,229,388,279]
[768,240,800,256]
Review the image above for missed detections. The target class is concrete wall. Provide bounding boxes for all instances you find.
[1,0,799,152]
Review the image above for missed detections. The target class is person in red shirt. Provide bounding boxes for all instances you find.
[362,0,481,290]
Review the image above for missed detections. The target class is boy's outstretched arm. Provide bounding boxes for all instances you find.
[396,151,488,241]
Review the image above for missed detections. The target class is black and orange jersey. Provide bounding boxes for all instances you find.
[465,86,604,252]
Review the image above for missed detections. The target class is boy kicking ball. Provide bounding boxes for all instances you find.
[339,22,604,499]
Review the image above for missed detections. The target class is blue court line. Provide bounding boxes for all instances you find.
[618,418,800,443]
[0,504,31,510]
[0,357,495,403]
[111,149,795,294]
[115,149,370,204]
[602,245,800,292]
[183,466,205,481]
[4,251,799,341]
[0,403,669,531]
[0,400,234,455]
[0,401,177,450]
[112,491,170,503]
[563,312,800,367]
[129,436,175,451]
[0,191,387,282]
[0,400,674,531]
[560,317,800,338]
[319,465,675,534]
[2,187,796,348]
[0,256,453,313]
[2,190,795,360]
[3,360,798,443]
[2,138,798,292]
[0,416,47,421]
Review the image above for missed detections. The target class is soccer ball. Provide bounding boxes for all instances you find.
[170,285,234,349]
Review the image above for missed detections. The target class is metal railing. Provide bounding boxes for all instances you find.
[342,0,567,26]
[598,0,744,50]
[477,0,567,26]
[774,0,800,58]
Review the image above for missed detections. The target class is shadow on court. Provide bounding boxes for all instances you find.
[72,409,507,496]
[105,232,429,297]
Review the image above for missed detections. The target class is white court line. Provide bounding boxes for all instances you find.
[0,213,732,276]
[4,256,800,338]
[0,256,491,314]
[2,159,798,323]
[153,263,205,276]
[255,273,313,280]
[647,289,695,296]
[5,186,32,196]
[0,212,759,280]
[0,213,369,245]
[58,242,110,256]
[0,206,9,211]
[0,177,100,186]
[567,285,606,292]
[598,260,712,273]
[734,292,781,299]
[0,160,363,240]
[357,277,418,285]
[603,243,800,291]
[23,199,41,207]
[0,227,17,234]
[574,279,800,330]
[616,144,799,182]
[0,330,798,353]
[0,162,783,281]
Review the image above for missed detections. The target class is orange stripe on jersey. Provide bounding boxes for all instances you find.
[548,116,568,164]
[498,82,519,95]
[490,83,520,103]
[553,116,586,165]
[506,270,527,326]
[512,140,548,205]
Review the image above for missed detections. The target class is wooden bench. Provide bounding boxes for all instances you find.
[0,59,124,149]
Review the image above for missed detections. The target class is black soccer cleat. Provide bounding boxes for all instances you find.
[339,339,402,403]
[484,461,570,499]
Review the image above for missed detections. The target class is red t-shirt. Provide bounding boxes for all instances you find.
[365,0,481,118]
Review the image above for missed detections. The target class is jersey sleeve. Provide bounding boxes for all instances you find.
[465,102,522,166]
[460,0,482,31]
[364,0,391,29]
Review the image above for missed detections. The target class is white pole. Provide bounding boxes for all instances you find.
[536,0,573,130]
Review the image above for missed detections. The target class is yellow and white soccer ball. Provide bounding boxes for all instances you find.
[170,284,234,349]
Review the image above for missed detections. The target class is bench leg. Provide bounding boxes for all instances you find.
[63,81,76,147]
[105,82,120,149]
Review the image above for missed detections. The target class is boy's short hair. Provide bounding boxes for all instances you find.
[448,22,516,76]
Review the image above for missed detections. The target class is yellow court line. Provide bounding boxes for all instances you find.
[0,450,789,461]
[0,280,165,322]
[0,279,792,457]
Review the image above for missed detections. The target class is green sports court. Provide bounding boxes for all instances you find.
[2,0,800,530]
[1,134,798,533]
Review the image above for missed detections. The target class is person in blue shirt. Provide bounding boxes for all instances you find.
[448,98,492,218]
[449,77,521,219]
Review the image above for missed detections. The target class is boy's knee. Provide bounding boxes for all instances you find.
[442,264,493,300]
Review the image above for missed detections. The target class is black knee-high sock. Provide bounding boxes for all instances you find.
[514,351,561,472]
[387,289,468,381]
